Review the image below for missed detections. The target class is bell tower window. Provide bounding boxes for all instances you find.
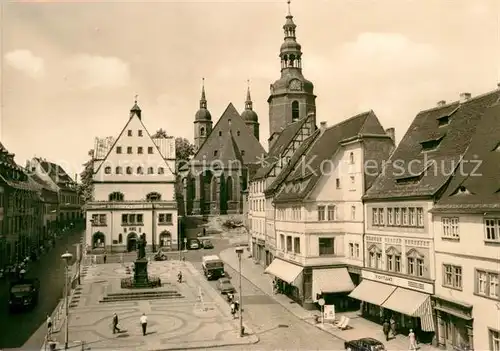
[292,101,299,121]
[200,127,205,136]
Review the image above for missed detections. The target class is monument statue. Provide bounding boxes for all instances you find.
[137,233,147,260]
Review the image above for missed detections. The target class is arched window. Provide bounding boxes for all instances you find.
[349,152,354,164]
[118,233,123,244]
[227,176,233,201]
[200,127,205,136]
[116,166,122,174]
[108,192,124,201]
[126,167,132,174]
[292,101,299,121]
[137,167,143,174]
[147,167,154,174]
[158,167,164,174]
[104,166,111,174]
[146,192,161,201]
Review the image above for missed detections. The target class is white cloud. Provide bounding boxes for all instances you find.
[66,54,131,89]
[4,49,45,79]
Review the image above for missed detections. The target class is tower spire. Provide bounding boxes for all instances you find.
[245,79,253,110]
[130,93,141,119]
[279,0,302,74]
[287,0,291,16]
[200,77,207,109]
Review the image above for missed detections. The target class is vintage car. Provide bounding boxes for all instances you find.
[216,277,236,294]
[9,278,40,313]
[344,338,386,351]
[202,239,214,249]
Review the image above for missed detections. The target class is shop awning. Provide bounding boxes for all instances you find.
[381,287,435,332]
[348,279,397,306]
[312,268,355,301]
[264,258,303,285]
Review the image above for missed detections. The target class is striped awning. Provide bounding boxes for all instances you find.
[381,287,435,332]
[348,279,397,306]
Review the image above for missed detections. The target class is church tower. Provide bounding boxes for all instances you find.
[241,81,260,141]
[267,0,316,140]
[194,78,213,151]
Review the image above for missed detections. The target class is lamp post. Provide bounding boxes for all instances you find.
[235,247,244,337]
[61,250,73,350]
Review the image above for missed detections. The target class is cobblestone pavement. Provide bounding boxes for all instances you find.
[45,261,258,350]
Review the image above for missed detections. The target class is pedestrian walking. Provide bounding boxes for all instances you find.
[112,313,121,334]
[46,315,53,337]
[140,313,148,336]
[390,316,397,337]
[409,329,418,350]
[382,320,390,341]
[103,252,107,264]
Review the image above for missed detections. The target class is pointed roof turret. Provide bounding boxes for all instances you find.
[242,79,258,122]
[195,77,212,121]
[130,94,142,119]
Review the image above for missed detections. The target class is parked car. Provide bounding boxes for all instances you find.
[202,239,214,249]
[216,277,236,294]
[188,239,200,250]
[344,338,386,351]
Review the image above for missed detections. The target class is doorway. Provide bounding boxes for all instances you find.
[127,233,138,252]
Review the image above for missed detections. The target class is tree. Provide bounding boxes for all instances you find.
[175,137,195,162]
[151,128,168,139]
[78,149,94,204]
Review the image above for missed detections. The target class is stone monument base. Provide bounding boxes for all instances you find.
[134,259,149,287]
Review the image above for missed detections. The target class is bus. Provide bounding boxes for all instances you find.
[202,255,225,280]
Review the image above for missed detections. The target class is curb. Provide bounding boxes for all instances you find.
[219,249,346,342]
[155,334,260,350]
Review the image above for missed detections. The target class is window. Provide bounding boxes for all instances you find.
[127,130,132,136]
[336,178,340,189]
[402,208,408,225]
[409,208,416,226]
[286,236,292,252]
[159,213,173,224]
[137,214,143,224]
[317,206,326,221]
[138,147,143,154]
[147,167,153,174]
[237,130,240,136]
[214,150,218,156]
[219,131,222,136]
[443,264,462,289]
[121,214,128,224]
[291,101,299,121]
[349,152,354,164]
[442,217,460,239]
[158,167,164,174]
[372,208,379,225]
[138,130,143,137]
[319,238,335,255]
[476,270,500,299]
[387,208,393,225]
[485,218,500,241]
[104,166,111,174]
[350,176,355,186]
[417,258,424,277]
[349,243,360,258]
[280,234,285,250]
[137,167,143,174]
[115,166,122,174]
[407,249,425,277]
[126,167,132,174]
[91,214,107,226]
[417,207,424,227]
[146,192,161,201]
[127,146,132,154]
[355,243,360,257]
[327,205,336,221]
[395,208,401,225]
[148,146,153,154]
[118,234,123,243]
[108,192,124,201]
[351,205,356,220]
[293,237,301,254]
[407,257,415,275]
[349,243,354,257]
[395,255,401,272]
[116,146,122,154]
[241,150,245,156]
[379,208,385,225]
[490,330,500,351]
[387,254,394,271]
[369,252,376,268]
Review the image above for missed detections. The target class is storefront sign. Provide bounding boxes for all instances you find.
[361,270,434,294]
[324,305,335,321]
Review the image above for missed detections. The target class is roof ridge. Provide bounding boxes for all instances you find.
[324,110,371,131]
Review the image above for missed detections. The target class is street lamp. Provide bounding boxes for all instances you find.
[61,251,73,350]
[235,247,244,337]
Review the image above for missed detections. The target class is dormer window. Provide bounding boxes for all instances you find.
[237,131,241,136]
[437,116,450,126]
[420,135,445,152]
[453,185,471,195]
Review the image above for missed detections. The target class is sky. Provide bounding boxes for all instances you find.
[1,0,499,179]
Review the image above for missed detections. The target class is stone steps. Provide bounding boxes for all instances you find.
[100,291,184,303]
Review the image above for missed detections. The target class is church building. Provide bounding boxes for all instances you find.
[85,101,178,253]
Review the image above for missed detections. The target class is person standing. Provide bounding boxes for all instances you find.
[46,315,53,337]
[103,252,107,264]
[140,313,148,336]
[382,320,390,342]
[390,316,397,337]
[112,313,120,334]
[409,329,418,350]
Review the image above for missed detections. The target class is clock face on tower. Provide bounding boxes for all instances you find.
[289,79,302,91]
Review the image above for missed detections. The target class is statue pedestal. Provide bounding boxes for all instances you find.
[134,259,149,287]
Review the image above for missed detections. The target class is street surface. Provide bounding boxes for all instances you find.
[0,229,83,349]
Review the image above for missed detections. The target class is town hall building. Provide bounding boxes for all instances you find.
[85,101,178,253]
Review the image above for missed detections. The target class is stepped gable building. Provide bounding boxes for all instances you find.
[85,100,178,253]
[351,88,500,342]
[181,80,266,216]
[429,87,500,351]
[265,111,393,309]
[248,1,318,266]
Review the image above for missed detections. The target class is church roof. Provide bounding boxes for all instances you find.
[191,103,266,167]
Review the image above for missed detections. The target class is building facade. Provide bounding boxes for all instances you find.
[85,101,178,253]
[430,94,500,351]
[30,174,59,243]
[352,88,500,342]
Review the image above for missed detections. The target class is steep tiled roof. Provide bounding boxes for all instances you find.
[253,117,314,180]
[431,98,500,212]
[37,158,76,190]
[275,111,386,203]
[364,89,500,200]
[191,103,266,166]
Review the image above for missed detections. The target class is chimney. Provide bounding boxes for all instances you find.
[75,173,78,183]
[385,128,395,143]
[320,121,327,130]
[497,82,500,88]
[437,100,446,107]
[459,92,471,103]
